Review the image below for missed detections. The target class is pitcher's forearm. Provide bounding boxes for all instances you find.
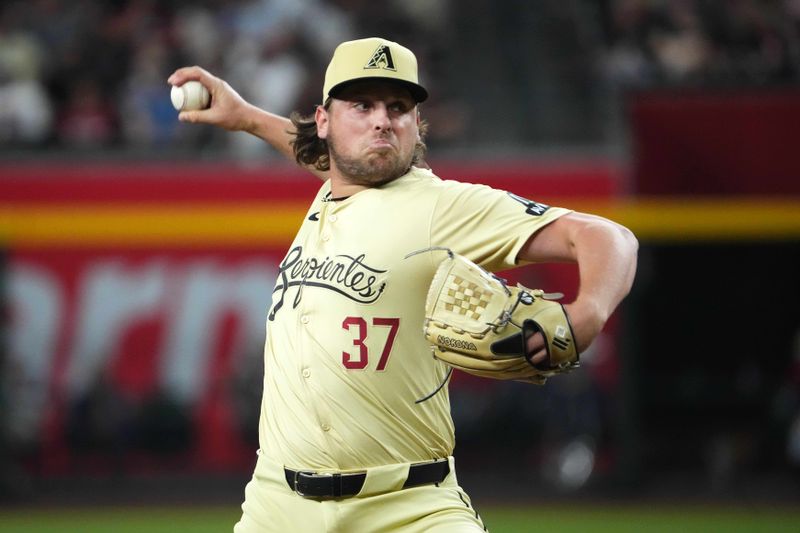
[241,104,297,162]
[570,218,638,322]
[518,212,638,352]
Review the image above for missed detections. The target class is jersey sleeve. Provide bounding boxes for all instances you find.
[429,180,572,272]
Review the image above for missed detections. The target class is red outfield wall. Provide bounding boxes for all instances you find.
[4,159,800,473]
[629,87,800,196]
[2,161,622,473]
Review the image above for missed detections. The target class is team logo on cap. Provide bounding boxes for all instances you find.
[364,44,396,71]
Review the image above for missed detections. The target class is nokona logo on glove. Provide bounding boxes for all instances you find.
[437,335,477,351]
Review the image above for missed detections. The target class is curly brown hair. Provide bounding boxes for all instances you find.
[289,100,429,172]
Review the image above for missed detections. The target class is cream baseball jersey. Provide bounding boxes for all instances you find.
[259,167,571,471]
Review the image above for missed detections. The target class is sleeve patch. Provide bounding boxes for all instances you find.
[507,192,550,216]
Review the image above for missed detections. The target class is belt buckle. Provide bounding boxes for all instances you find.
[294,470,332,497]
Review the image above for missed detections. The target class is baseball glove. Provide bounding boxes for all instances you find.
[422,250,579,385]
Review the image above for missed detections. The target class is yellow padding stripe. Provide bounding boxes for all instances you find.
[565,197,800,241]
[1,198,799,247]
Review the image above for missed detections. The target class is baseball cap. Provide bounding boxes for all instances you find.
[322,37,428,103]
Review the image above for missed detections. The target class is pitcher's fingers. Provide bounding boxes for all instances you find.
[168,66,213,87]
[178,109,214,123]
[528,349,548,365]
[526,331,545,356]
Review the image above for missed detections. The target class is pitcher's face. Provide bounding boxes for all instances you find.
[317,81,420,187]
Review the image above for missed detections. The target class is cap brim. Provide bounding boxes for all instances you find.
[328,78,428,103]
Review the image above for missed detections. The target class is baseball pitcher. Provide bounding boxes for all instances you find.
[169,37,638,532]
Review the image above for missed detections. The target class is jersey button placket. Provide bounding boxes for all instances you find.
[299,316,311,384]
[321,207,337,242]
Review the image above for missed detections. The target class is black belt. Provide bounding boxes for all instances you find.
[284,459,450,498]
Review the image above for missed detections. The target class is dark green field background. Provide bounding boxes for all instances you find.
[2,505,799,533]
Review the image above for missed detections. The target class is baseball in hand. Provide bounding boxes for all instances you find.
[170,81,210,111]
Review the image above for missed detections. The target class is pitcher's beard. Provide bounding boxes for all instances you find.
[328,138,412,187]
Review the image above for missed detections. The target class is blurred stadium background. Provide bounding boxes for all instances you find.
[1,0,800,531]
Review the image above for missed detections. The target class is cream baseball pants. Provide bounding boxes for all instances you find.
[233,451,487,532]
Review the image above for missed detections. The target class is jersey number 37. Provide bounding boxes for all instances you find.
[342,317,400,371]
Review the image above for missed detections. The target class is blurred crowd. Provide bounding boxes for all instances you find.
[0,0,452,156]
[601,0,800,87]
[0,0,798,155]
